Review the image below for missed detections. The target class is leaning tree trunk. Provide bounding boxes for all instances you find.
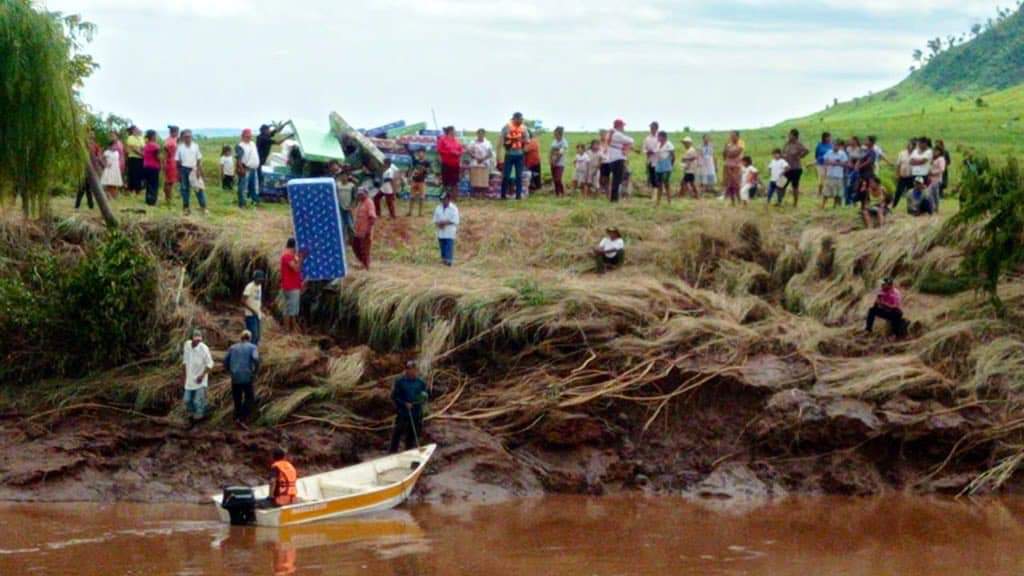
[86,161,118,229]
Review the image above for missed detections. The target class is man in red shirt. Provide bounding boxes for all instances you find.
[280,238,304,332]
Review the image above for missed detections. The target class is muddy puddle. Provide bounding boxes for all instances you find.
[2,495,1023,575]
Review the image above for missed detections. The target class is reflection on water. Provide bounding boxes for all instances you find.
[2,495,1024,575]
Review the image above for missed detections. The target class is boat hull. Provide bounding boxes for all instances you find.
[212,445,435,527]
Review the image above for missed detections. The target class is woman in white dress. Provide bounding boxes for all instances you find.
[100,143,123,198]
[698,134,717,195]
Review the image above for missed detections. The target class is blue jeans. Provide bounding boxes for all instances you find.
[238,170,259,207]
[184,387,207,418]
[439,238,455,265]
[502,154,525,199]
[245,315,261,346]
[179,167,207,210]
[340,210,355,245]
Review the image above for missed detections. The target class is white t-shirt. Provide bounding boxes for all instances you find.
[643,134,660,166]
[682,146,700,174]
[742,165,759,187]
[575,151,590,172]
[433,203,460,240]
[655,141,675,165]
[768,158,789,184]
[220,156,236,177]
[550,138,569,167]
[896,150,912,178]
[381,165,401,195]
[468,140,494,168]
[598,237,624,258]
[176,142,202,169]
[182,341,213,390]
[243,281,262,318]
[607,131,634,163]
[238,140,260,170]
[910,148,933,177]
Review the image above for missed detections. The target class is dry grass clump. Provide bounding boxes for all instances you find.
[814,355,953,399]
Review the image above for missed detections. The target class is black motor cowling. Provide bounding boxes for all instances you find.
[221,486,256,525]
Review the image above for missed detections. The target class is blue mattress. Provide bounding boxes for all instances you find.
[287,178,348,281]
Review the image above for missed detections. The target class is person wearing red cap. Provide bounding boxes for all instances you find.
[607,119,634,202]
[236,129,261,207]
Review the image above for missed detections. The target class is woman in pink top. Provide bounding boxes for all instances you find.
[163,126,180,204]
[866,277,907,338]
[142,129,162,206]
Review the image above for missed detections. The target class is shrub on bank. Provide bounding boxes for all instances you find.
[0,230,162,383]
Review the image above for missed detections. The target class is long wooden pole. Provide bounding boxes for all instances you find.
[85,159,118,229]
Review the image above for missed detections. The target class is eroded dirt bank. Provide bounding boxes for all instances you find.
[2,210,1023,504]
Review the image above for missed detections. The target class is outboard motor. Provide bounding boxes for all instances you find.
[221,486,256,526]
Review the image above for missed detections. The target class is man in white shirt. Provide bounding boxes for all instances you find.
[377,159,400,219]
[182,329,214,426]
[909,138,933,181]
[242,270,264,345]
[607,119,635,203]
[176,129,206,215]
[592,227,625,273]
[236,128,262,208]
[643,122,660,192]
[433,193,460,266]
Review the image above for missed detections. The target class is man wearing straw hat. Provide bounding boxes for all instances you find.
[390,361,428,453]
[225,329,260,428]
[592,227,625,274]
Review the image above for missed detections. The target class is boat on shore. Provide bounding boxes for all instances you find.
[212,444,436,527]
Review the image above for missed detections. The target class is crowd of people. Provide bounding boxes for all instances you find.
[150,113,954,453]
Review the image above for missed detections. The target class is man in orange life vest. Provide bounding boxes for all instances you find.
[501,112,531,200]
[258,447,298,508]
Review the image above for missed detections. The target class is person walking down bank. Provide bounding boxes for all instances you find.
[865,277,908,339]
[242,270,265,345]
[433,193,460,267]
[182,329,213,428]
[390,361,428,453]
[225,330,260,427]
[352,189,378,270]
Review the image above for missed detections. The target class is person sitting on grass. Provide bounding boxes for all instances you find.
[861,176,891,229]
[258,447,298,509]
[592,227,625,274]
[865,277,908,339]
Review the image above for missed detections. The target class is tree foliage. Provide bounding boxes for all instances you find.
[0,0,97,216]
[947,153,1024,314]
[0,230,162,383]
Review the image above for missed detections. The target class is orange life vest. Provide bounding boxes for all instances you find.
[271,460,298,506]
[505,122,525,151]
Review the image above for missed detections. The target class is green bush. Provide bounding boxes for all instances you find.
[0,230,162,383]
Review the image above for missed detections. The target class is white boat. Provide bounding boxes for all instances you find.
[212,444,436,527]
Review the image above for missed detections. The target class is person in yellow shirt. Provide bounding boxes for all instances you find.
[125,126,145,195]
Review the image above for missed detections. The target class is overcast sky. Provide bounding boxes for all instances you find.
[45,0,1003,132]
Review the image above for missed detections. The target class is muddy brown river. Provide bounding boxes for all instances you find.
[2,495,1023,575]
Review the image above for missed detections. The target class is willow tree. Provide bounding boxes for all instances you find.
[0,0,115,225]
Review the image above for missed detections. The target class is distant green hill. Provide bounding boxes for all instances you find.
[913,6,1024,91]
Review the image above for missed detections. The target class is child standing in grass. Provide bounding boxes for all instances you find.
[766,149,788,205]
[679,137,700,199]
[573,143,589,196]
[408,148,431,217]
[739,156,759,206]
[653,131,675,206]
[219,146,236,190]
